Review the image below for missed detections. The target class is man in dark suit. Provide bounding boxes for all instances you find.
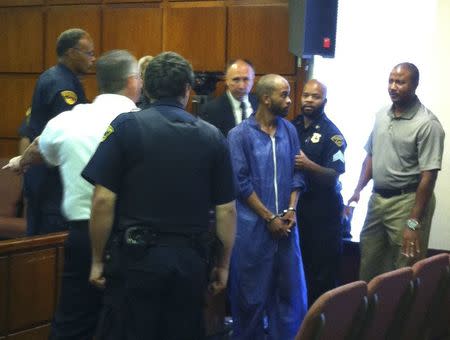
[200,59,258,136]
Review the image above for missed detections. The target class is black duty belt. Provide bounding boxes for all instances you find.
[123,226,200,247]
[373,184,418,198]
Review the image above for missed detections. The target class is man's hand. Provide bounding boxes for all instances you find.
[208,266,229,295]
[402,227,421,259]
[267,216,291,238]
[89,261,106,289]
[295,150,313,171]
[2,156,25,174]
[347,190,361,207]
[280,210,296,229]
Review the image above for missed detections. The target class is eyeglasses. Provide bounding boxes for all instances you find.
[73,47,95,58]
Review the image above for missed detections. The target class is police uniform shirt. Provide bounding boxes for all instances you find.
[25,63,87,141]
[293,112,346,193]
[82,98,236,229]
[38,94,138,221]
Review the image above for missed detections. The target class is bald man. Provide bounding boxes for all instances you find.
[228,74,307,339]
[292,79,347,306]
[348,63,444,281]
[200,59,258,136]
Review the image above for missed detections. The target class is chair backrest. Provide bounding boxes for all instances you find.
[0,158,23,217]
[429,254,450,339]
[399,253,450,340]
[295,281,367,340]
[359,267,413,340]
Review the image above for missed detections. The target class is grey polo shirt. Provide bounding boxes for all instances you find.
[365,98,445,189]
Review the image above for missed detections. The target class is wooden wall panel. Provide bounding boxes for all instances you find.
[0,75,38,138]
[0,8,44,73]
[103,5,162,59]
[45,5,101,69]
[80,74,98,102]
[165,4,226,71]
[47,0,100,4]
[106,0,159,3]
[0,140,19,159]
[228,4,295,75]
[0,0,43,6]
[0,257,7,336]
[9,249,56,331]
[7,324,50,340]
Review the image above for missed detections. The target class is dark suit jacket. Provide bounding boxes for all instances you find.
[200,93,258,136]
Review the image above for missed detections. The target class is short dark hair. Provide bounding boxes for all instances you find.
[396,62,420,86]
[56,28,88,57]
[144,52,194,100]
[96,50,137,94]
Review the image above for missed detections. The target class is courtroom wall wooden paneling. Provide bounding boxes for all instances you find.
[7,324,50,340]
[81,74,98,102]
[103,4,163,59]
[45,5,101,69]
[0,0,43,6]
[164,3,226,72]
[228,3,295,75]
[0,75,38,138]
[0,0,301,158]
[0,7,44,73]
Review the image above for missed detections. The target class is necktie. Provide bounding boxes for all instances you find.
[240,101,246,122]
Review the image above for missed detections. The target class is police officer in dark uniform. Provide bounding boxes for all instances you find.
[293,79,347,306]
[82,52,236,340]
[23,28,95,235]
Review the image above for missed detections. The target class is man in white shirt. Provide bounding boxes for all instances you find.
[3,49,141,340]
[200,59,258,136]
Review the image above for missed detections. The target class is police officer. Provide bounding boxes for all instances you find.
[23,28,95,235]
[292,79,347,306]
[82,52,236,340]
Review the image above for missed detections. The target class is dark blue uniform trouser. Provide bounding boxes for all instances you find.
[23,166,68,236]
[297,192,343,307]
[96,242,208,340]
[50,221,103,340]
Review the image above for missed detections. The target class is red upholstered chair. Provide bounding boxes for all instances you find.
[358,267,414,340]
[294,281,368,340]
[399,253,450,340]
[428,254,450,340]
[0,158,26,238]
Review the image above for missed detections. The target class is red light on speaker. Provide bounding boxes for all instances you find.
[323,37,331,49]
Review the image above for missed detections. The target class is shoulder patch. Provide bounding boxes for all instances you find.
[60,90,78,105]
[101,125,114,142]
[331,134,344,147]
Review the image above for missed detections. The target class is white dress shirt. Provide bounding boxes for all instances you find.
[226,90,253,125]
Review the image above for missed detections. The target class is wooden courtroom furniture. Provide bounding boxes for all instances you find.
[0,232,67,339]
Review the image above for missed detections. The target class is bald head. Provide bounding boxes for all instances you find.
[225,59,255,101]
[301,79,327,117]
[255,74,291,117]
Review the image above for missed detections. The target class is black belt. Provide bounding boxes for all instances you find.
[67,220,89,230]
[123,226,201,247]
[373,185,417,198]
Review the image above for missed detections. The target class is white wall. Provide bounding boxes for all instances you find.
[312,0,450,249]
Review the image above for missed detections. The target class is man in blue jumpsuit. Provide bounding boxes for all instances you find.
[228,74,307,340]
[292,79,347,306]
[23,28,95,235]
[82,52,236,340]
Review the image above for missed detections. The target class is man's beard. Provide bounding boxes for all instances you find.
[301,102,325,117]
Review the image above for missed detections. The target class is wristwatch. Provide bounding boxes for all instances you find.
[406,218,420,231]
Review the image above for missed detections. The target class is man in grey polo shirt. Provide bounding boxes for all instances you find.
[348,62,445,281]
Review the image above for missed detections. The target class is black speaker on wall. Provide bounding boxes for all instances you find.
[288,0,338,58]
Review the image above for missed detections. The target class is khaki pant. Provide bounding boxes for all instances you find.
[359,192,435,282]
